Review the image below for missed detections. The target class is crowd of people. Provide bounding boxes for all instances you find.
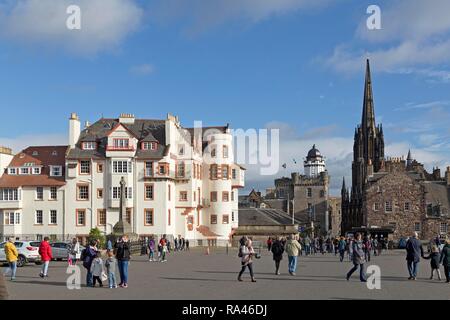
[3,232,450,288]
[236,232,450,284]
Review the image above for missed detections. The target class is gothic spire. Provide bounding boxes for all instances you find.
[341,177,346,193]
[362,59,376,132]
[407,149,412,160]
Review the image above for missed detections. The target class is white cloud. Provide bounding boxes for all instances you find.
[0,0,144,55]
[0,134,67,154]
[324,0,450,81]
[150,0,334,35]
[130,64,155,76]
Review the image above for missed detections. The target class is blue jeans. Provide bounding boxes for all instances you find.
[347,263,367,281]
[407,261,419,278]
[41,261,50,276]
[108,272,117,288]
[7,261,17,280]
[118,260,129,285]
[149,250,154,260]
[288,256,298,273]
[86,271,93,287]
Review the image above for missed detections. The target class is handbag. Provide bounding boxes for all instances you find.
[101,272,108,282]
[75,253,81,260]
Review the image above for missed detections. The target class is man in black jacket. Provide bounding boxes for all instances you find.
[406,232,424,280]
[115,235,131,288]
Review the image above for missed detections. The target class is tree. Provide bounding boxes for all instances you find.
[88,228,106,249]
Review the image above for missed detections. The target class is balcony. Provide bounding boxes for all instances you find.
[0,200,23,209]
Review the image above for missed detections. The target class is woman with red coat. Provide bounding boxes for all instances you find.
[38,237,53,278]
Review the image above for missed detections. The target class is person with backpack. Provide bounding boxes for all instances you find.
[38,237,53,278]
[82,240,98,287]
[271,237,284,275]
[115,235,131,288]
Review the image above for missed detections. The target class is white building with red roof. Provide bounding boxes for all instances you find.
[0,113,245,245]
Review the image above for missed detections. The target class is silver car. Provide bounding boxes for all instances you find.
[0,241,42,267]
[50,242,85,261]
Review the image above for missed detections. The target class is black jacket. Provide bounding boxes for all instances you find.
[115,241,131,261]
[271,241,284,261]
[440,244,450,267]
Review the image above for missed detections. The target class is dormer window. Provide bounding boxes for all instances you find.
[142,142,157,151]
[32,151,39,156]
[8,168,17,175]
[32,167,41,175]
[178,145,185,155]
[113,138,130,150]
[52,151,58,156]
[82,142,97,150]
[50,166,62,177]
[20,167,30,175]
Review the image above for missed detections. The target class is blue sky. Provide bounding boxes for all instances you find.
[0,0,449,194]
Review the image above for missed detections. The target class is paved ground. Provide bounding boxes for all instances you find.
[2,248,449,300]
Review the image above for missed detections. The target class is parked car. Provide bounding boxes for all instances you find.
[0,241,42,267]
[50,242,85,261]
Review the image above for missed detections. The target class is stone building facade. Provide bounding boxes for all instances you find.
[342,59,450,240]
[264,145,341,237]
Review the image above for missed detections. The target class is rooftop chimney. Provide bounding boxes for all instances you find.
[119,113,135,124]
[69,113,81,149]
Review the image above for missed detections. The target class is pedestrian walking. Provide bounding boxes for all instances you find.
[174,238,178,251]
[115,235,131,288]
[423,245,442,280]
[439,238,450,283]
[405,232,424,280]
[363,235,372,262]
[237,239,256,282]
[285,235,302,276]
[271,237,284,275]
[38,237,53,278]
[68,238,81,266]
[105,251,118,288]
[267,237,273,252]
[159,236,168,262]
[338,237,346,262]
[82,240,98,287]
[4,237,18,281]
[90,252,104,287]
[346,233,367,282]
[148,237,155,261]
[186,239,190,251]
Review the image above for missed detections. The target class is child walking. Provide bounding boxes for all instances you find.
[90,252,104,287]
[423,245,442,280]
[105,251,117,288]
[148,237,155,262]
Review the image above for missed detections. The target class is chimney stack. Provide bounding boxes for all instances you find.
[69,113,81,149]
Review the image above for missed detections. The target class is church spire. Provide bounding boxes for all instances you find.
[362,59,376,132]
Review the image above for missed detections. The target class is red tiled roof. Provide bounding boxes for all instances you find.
[0,175,65,188]
[0,146,68,188]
